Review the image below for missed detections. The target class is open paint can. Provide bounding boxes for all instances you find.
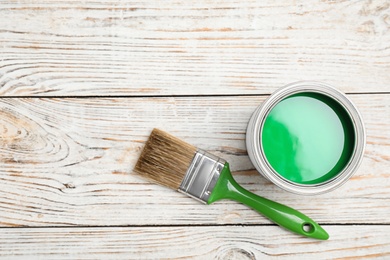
[246,81,365,195]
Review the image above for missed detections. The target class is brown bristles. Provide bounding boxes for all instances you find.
[134,128,197,190]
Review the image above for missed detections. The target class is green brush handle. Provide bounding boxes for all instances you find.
[208,163,329,240]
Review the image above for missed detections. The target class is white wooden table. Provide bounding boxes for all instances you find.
[1,1,389,259]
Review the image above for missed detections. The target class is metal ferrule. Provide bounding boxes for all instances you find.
[178,150,226,204]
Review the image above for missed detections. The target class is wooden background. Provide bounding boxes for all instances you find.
[1,0,389,258]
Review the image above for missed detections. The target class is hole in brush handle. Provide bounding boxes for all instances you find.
[303,223,315,233]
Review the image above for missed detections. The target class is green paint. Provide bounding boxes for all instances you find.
[261,93,355,185]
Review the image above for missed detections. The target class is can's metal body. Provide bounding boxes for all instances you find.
[246,81,365,195]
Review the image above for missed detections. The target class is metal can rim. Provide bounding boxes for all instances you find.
[246,81,366,195]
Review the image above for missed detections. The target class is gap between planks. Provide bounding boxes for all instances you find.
[1,92,390,99]
[1,223,389,230]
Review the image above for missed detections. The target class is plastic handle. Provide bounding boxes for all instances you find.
[208,163,329,240]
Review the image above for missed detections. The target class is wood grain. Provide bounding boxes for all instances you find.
[1,225,389,259]
[0,95,389,227]
[1,1,389,257]
[1,0,389,96]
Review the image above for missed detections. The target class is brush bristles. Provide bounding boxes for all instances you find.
[134,128,197,190]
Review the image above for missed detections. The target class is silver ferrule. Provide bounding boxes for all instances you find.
[178,150,226,204]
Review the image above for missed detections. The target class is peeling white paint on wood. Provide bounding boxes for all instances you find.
[0,1,389,96]
[1,0,389,258]
[1,226,390,259]
[0,95,389,227]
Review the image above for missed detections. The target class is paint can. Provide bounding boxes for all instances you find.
[246,81,365,195]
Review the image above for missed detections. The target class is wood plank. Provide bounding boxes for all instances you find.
[0,94,389,226]
[0,225,389,259]
[1,1,389,96]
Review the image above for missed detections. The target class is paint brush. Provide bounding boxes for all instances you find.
[134,128,329,240]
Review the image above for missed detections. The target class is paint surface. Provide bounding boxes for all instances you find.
[261,93,355,185]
